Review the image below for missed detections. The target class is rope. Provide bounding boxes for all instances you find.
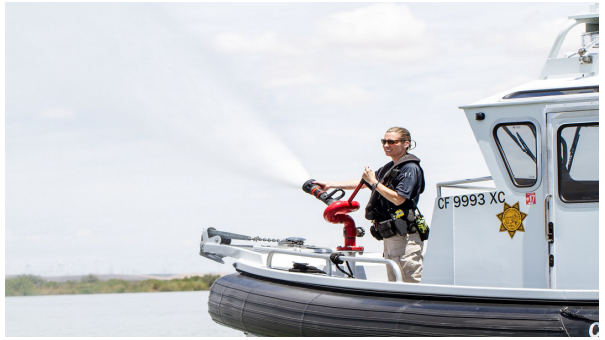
[330,253,354,278]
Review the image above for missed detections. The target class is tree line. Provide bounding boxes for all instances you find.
[5,274,221,296]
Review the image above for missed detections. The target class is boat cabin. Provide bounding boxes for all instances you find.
[422,5,599,290]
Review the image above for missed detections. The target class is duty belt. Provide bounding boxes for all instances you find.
[375,215,416,235]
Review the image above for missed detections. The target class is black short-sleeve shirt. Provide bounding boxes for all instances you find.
[376,160,424,212]
[390,162,423,204]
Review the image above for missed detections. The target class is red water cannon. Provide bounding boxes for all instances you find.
[302,179,367,252]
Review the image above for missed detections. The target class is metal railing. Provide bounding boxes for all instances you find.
[436,176,495,197]
[265,248,403,282]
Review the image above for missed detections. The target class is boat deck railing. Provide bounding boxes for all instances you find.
[436,176,495,197]
[265,248,404,282]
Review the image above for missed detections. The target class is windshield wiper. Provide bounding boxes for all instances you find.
[567,126,582,171]
[502,126,537,163]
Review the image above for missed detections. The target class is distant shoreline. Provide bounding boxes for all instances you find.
[5,274,223,296]
[5,273,228,283]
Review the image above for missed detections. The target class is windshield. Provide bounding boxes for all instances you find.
[494,123,538,187]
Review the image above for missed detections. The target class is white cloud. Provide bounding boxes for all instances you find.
[211,31,297,55]
[38,107,75,120]
[210,4,431,63]
[317,3,428,50]
[76,229,93,237]
[315,86,373,106]
[340,46,421,62]
[264,73,322,88]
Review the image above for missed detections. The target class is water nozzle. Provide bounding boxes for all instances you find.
[302,179,345,205]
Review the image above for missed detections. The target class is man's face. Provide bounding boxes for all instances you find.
[382,132,409,159]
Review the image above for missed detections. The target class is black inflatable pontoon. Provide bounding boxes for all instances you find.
[209,273,598,337]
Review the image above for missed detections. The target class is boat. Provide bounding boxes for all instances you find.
[198,5,599,337]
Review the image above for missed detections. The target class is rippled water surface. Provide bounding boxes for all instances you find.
[5,291,244,337]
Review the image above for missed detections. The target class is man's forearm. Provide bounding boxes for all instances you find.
[372,182,406,206]
[325,180,364,190]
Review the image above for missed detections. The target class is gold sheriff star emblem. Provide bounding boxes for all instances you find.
[496,202,528,239]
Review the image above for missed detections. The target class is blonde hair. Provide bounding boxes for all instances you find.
[386,127,415,151]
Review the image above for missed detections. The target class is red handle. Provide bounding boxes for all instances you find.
[347,180,367,204]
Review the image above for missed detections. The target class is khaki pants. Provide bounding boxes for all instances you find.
[383,232,423,283]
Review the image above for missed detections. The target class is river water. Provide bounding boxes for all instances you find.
[5,291,244,337]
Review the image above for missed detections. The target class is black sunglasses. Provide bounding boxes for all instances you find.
[381,139,402,145]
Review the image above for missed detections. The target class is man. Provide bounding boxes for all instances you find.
[314,127,425,283]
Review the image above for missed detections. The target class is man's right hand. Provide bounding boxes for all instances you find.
[312,180,331,190]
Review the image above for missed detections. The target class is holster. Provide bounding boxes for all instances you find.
[393,218,408,236]
[369,225,383,240]
[404,208,417,234]
[374,221,396,239]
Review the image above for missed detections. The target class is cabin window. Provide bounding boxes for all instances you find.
[494,123,537,187]
[557,123,599,203]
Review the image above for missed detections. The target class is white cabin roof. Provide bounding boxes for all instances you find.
[460,76,599,109]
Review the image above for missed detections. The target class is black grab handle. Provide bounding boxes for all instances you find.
[326,189,345,201]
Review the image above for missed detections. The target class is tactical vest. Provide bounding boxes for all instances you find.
[365,153,425,222]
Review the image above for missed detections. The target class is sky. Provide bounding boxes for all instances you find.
[5,2,590,276]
